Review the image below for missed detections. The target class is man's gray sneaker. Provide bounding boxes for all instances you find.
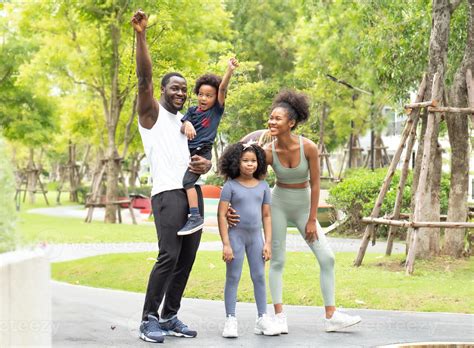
[160,317,197,337]
[139,315,165,343]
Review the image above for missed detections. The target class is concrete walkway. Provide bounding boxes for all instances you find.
[52,281,474,347]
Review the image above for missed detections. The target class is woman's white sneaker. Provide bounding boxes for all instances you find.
[324,311,361,332]
[254,314,281,336]
[274,312,288,334]
[222,315,238,338]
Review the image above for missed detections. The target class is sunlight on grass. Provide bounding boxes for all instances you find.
[52,251,474,313]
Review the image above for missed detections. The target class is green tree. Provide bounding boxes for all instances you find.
[225,0,299,78]
[11,0,233,222]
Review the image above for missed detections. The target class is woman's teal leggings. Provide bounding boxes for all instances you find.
[269,186,336,306]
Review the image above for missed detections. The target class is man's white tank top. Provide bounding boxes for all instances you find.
[138,103,190,196]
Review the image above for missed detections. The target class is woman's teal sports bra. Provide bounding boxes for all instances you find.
[271,136,310,184]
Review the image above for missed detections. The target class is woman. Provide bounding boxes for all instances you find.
[228,90,361,333]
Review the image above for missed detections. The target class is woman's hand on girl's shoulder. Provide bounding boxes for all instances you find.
[226,206,240,227]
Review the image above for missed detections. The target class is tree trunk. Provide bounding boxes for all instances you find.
[27,148,36,204]
[128,152,144,189]
[411,0,452,259]
[443,0,474,257]
[104,19,125,223]
[104,147,119,223]
[375,135,383,168]
[69,142,79,202]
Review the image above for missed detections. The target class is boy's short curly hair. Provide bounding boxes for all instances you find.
[271,89,310,129]
[219,143,267,180]
[194,73,222,95]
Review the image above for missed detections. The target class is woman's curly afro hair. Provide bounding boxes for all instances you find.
[271,89,310,129]
[219,142,267,180]
[194,73,222,95]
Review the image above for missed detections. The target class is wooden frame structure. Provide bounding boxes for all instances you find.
[354,72,474,274]
[14,163,49,208]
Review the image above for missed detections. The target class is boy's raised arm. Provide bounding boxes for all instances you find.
[131,10,159,129]
[217,58,239,107]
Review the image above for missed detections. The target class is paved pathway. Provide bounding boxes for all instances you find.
[52,281,474,347]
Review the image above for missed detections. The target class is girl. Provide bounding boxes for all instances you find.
[217,142,280,338]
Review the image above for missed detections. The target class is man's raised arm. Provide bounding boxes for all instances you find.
[131,10,158,129]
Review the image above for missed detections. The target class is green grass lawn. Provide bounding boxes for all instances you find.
[16,192,220,244]
[52,251,474,313]
[18,213,220,244]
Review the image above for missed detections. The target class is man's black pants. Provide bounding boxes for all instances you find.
[142,186,203,321]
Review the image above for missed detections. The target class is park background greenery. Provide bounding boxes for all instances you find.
[1,0,470,171]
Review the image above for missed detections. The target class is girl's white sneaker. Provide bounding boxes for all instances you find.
[222,315,238,338]
[274,312,288,334]
[254,314,281,336]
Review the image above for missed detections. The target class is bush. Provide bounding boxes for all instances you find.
[265,167,276,187]
[327,168,450,238]
[128,185,152,197]
[204,172,225,187]
[320,179,336,190]
[0,136,17,253]
[76,185,91,204]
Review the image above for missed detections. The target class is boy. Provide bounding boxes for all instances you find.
[178,58,239,235]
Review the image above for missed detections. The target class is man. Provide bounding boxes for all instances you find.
[131,9,211,343]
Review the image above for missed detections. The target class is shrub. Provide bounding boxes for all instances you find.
[76,185,91,204]
[128,185,152,197]
[265,168,276,187]
[0,136,17,253]
[204,172,225,187]
[327,168,449,238]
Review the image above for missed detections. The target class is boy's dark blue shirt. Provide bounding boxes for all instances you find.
[181,102,225,149]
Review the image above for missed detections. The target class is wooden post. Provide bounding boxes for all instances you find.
[427,106,474,113]
[406,73,441,275]
[362,217,474,228]
[354,75,427,266]
[338,143,348,178]
[85,162,106,223]
[79,144,91,183]
[386,107,422,255]
[325,147,335,179]
[119,162,136,225]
